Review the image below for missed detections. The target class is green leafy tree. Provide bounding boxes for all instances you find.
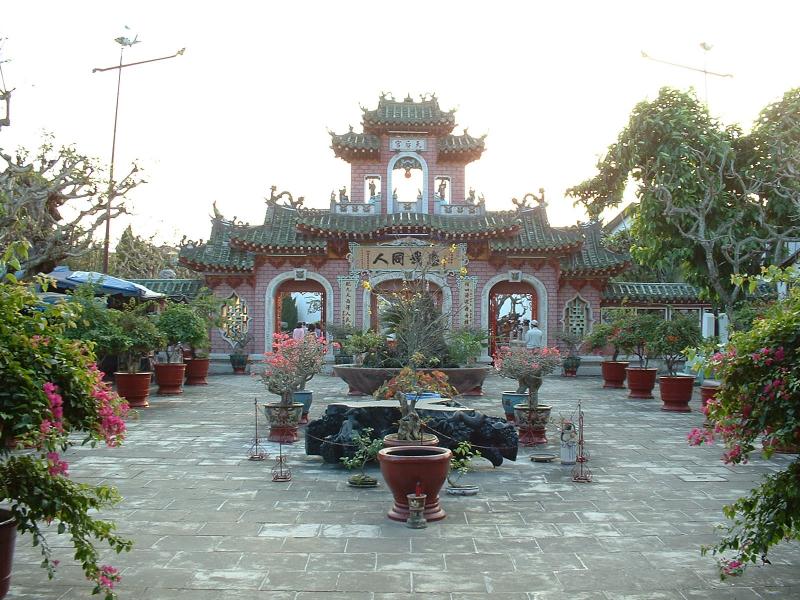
[110,225,193,279]
[569,87,800,314]
[280,294,299,331]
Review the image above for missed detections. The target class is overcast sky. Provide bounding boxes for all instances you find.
[2,1,798,245]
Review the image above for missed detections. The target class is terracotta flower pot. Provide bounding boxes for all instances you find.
[700,381,721,407]
[658,375,695,412]
[514,404,552,446]
[0,509,15,599]
[154,363,186,395]
[263,402,304,443]
[377,446,452,522]
[601,361,629,388]
[114,371,152,408]
[625,367,658,399]
[184,358,210,385]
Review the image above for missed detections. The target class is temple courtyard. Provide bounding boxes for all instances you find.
[8,373,800,600]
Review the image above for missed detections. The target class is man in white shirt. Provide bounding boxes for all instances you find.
[525,319,543,348]
[292,322,306,341]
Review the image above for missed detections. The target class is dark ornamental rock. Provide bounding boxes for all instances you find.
[305,399,518,466]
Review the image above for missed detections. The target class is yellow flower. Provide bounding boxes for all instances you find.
[459,267,468,276]
[362,280,372,291]
[450,244,457,252]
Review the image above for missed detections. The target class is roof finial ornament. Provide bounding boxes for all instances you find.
[348,124,354,132]
[265,185,303,209]
[404,93,413,102]
[212,200,223,220]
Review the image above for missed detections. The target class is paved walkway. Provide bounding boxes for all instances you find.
[9,372,800,599]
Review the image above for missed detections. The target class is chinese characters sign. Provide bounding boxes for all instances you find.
[354,244,465,273]
[337,276,358,326]
[389,137,426,151]
[459,277,477,328]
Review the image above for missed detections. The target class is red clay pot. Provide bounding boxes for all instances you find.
[700,381,720,407]
[263,403,303,443]
[0,508,16,599]
[154,363,186,396]
[114,371,152,407]
[377,446,452,522]
[626,367,658,399]
[659,375,694,412]
[185,358,210,385]
[601,361,629,388]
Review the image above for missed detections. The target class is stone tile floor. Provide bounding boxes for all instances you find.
[8,372,800,599]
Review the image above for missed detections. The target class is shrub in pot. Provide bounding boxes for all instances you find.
[446,327,488,367]
[228,332,252,374]
[184,290,223,383]
[650,315,702,412]
[614,313,662,399]
[154,303,207,395]
[585,320,629,388]
[258,332,327,443]
[494,344,562,445]
[340,427,383,487]
[112,301,165,408]
[0,268,132,599]
[556,329,585,376]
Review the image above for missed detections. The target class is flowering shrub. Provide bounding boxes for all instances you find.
[493,345,562,408]
[612,312,662,368]
[259,332,327,405]
[687,274,800,578]
[649,315,702,375]
[0,273,132,599]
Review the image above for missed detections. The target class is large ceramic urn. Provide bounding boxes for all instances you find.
[377,446,452,522]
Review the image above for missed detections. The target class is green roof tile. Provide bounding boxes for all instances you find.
[363,95,456,133]
[231,206,327,251]
[488,207,582,253]
[179,220,255,271]
[330,131,380,159]
[438,132,486,163]
[560,222,629,276]
[129,279,204,300]
[603,282,704,303]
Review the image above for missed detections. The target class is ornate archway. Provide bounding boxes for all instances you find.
[386,151,429,213]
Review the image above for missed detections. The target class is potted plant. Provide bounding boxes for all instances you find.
[259,332,327,443]
[0,268,132,600]
[340,427,383,487]
[556,329,585,377]
[614,313,662,399]
[113,301,165,408]
[445,441,482,496]
[585,320,629,388]
[327,323,358,364]
[650,315,703,412]
[446,327,488,367]
[228,332,252,374]
[184,290,223,384]
[494,345,562,446]
[154,303,207,395]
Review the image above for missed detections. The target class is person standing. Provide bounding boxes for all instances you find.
[525,319,543,348]
[292,322,306,341]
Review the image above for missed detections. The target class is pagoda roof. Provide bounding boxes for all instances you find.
[179,220,255,272]
[602,282,706,304]
[129,278,204,300]
[330,130,380,161]
[438,132,486,163]
[560,222,629,277]
[296,209,521,240]
[362,95,456,135]
[488,207,583,254]
[230,206,328,254]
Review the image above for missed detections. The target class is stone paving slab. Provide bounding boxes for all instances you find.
[7,372,800,599]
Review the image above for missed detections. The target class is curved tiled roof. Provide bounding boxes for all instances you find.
[363,96,456,134]
[488,207,583,253]
[438,132,486,163]
[179,220,255,272]
[560,222,629,277]
[230,207,327,253]
[603,282,705,304]
[330,131,380,160]
[296,209,521,240]
[129,278,204,300]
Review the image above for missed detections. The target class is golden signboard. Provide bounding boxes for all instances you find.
[354,244,465,272]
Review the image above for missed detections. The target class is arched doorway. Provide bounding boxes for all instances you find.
[274,279,326,337]
[488,281,538,358]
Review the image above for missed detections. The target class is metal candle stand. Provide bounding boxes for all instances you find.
[571,400,593,483]
[247,397,268,461]
[272,442,292,482]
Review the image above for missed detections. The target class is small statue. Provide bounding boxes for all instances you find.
[466,188,476,203]
[330,190,336,203]
[392,188,398,201]
[416,189,423,201]
[339,186,349,203]
[368,179,376,199]
[438,179,447,200]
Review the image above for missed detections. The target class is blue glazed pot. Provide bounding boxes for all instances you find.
[293,390,313,424]
[501,391,527,422]
[404,392,441,402]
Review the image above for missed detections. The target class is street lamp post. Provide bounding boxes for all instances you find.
[93,35,185,274]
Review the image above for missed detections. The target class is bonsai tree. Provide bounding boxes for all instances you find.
[373,354,458,441]
[339,427,383,486]
[446,327,488,366]
[447,441,482,488]
[0,265,132,598]
[650,315,703,376]
[343,329,385,365]
[585,312,634,361]
[155,302,208,363]
[114,300,165,373]
[687,267,800,578]
[613,312,662,368]
[493,345,562,409]
[556,329,584,357]
[259,332,327,405]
